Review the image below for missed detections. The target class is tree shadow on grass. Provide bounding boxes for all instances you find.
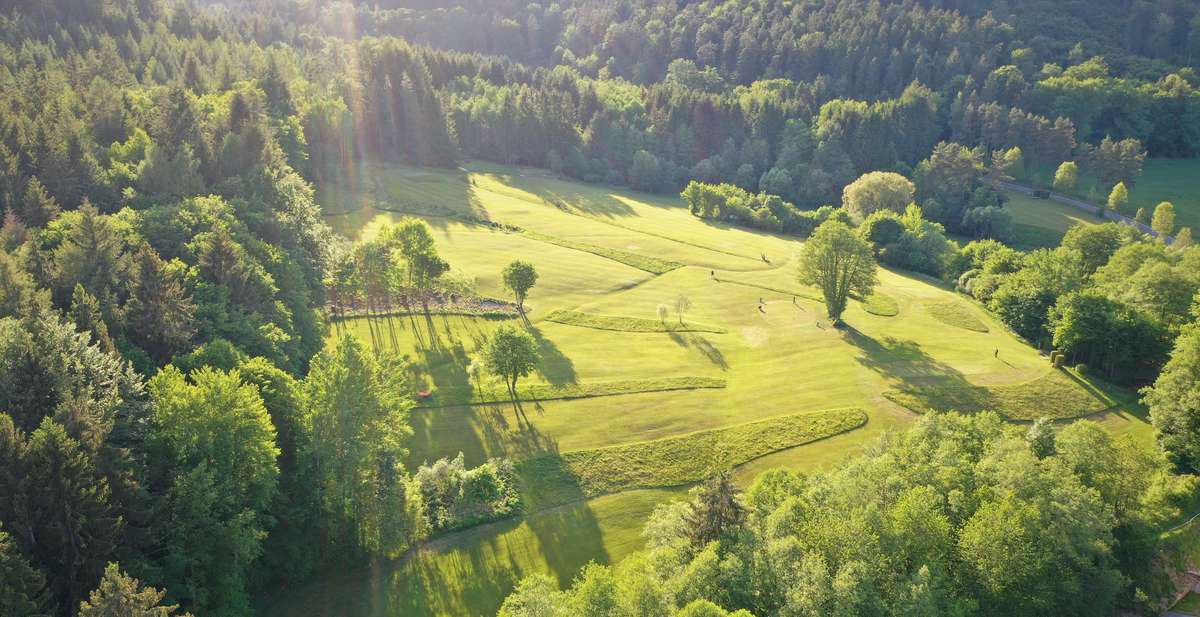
[486,168,637,219]
[410,334,473,405]
[383,484,610,615]
[841,324,996,413]
[668,332,729,370]
[526,324,577,386]
[385,516,528,616]
[526,498,611,586]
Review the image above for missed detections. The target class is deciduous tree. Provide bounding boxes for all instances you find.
[1107,182,1128,212]
[483,325,540,411]
[1144,325,1200,471]
[797,219,877,323]
[842,171,915,222]
[502,261,538,314]
[1053,161,1078,193]
[1152,201,1176,238]
[304,335,421,559]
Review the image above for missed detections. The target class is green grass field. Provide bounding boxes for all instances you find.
[1005,190,1097,248]
[1020,158,1200,233]
[262,161,1153,617]
[925,299,989,333]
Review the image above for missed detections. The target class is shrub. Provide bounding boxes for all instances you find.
[680,181,841,236]
[413,454,522,533]
[1053,354,1064,368]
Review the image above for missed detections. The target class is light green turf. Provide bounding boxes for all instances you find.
[257,488,687,617]
[1020,158,1200,233]
[272,161,1152,617]
[544,309,726,333]
[863,292,899,316]
[517,408,867,510]
[925,299,989,332]
[1004,190,1096,248]
[883,367,1117,420]
[416,375,727,409]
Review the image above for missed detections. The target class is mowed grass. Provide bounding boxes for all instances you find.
[1020,158,1200,232]
[883,367,1116,420]
[1004,190,1096,248]
[275,161,1152,617]
[925,300,989,332]
[517,408,867,510]
[417,375,727,408]
[522,230,684,274]
[545,309,726,333]
[863,292,899,317]
[257,488,686,617]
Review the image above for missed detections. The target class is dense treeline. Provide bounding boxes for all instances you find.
[331,0,1200,157]
[498,413,1196,617]
[954,225,1198,382]
[0,1,483,615]
[2,0,1200,615]
[11,0,1186,217]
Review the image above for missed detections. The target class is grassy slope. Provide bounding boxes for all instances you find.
[266,161,1153,617]
[1005,190,1098,248]
[518,408,867,510]
[925,299,989,333]
[1020,158,1200,232]
[884,367,1115,420]
[544,309,726,333]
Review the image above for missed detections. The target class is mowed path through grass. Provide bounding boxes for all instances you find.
[262,162,1152,617]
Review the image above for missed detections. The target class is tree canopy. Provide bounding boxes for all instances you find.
[797,219,878,323]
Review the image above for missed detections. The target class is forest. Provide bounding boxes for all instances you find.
[3,0,1200,616]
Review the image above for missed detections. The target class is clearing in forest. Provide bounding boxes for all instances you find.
[265,161,1151,617]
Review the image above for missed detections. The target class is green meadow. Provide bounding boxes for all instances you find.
[261,162,1153,617]
[1005,189,1098,248]
[1021,158,1200,232]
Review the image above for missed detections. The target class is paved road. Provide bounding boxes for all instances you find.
[999,180,1175,244]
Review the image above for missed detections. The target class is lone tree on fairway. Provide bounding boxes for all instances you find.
[657,304,669,324]
[502,261,538,314]
[797,219,877,325]
[675,294,692,325]
[484,325,539,415]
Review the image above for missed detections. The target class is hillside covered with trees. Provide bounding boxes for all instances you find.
[3,0,1200,616]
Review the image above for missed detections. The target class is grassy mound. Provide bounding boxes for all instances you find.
[545,309,725,333]
[522,230,683,274]
[516,408,867,510]
[925,300,988,332]
[863,293,899,317]
[418,376,726,408]
[884,369,1112,420]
